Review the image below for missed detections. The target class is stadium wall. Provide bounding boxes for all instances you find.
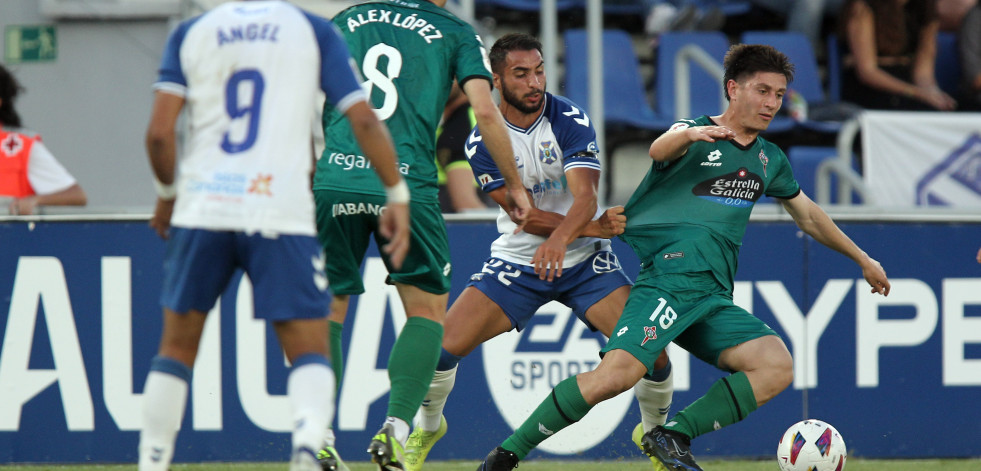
[0,215,979,463]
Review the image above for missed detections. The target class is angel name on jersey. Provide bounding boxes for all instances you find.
[216,23,280,46]
[342,8,444,44]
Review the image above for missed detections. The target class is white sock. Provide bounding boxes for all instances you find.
[416,366,457,432]
[288,358,335,466]
[324,427,336,447]
[384,416,411,445]
[138,367,189,471]
[634,368,674,432]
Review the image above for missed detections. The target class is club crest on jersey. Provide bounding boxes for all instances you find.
[641,326,657,346]
[759,149,769,177]
[538,141,557,165]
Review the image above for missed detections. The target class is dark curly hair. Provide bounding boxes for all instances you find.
[0,64,24,128]
[489,33,543,75]
[722,44,795,100]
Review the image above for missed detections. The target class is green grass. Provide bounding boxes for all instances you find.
[9,459,981,470]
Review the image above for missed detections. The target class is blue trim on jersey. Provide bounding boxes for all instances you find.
[545,94,599,160]
[300,10,363,106]
[157,16,201,87]
[505,97,548,134]
[150,355,192,383]
[291,353,331,370]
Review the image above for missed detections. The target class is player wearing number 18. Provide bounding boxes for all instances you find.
[139,2,408,471]
[313,1,530,470]
[476,44,891,471]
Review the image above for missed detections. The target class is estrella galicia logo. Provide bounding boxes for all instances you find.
[482,301,633,454]
[915,133,981,206]
[692,167,763,208]
[591,251,621,274]
[538,140,557,165]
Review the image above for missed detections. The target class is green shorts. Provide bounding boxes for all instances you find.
[314,189,451,296]
[602,270,778,375]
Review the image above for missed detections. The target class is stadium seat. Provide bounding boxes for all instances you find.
[826,34,842,103]
[563,29,672,131]
[475,0,579,12]
[934,31,961,98]
[787,145,858,204]
[741,31,843,134]
[654,31,730,122]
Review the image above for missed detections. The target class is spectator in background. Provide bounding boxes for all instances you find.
[0,64,86,215]
[750,0,845,51]
[839,0,958,111]
[938,0,977,31]
[958,2,981,110]
[437,81,491,213]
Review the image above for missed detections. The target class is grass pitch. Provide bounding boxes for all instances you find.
[8,459,981,470]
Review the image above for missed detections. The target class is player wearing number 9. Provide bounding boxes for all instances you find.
[139,2,407,471]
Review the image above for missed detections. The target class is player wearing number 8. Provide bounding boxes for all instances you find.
[313,1,531,470]
[139,2,408,471]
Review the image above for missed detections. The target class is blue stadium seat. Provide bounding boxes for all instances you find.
[563,29,672,131]
[787,146,858,203]
[935,31,961,98]
[475,0,579,12]
[826,34,842,103]
[655,31,730,121]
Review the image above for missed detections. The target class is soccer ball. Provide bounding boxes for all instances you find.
[776,419,847,471]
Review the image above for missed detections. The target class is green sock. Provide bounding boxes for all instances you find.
[386,317,444,424]
[502,376,592,460]
[666,371,758,440]
[328,320,344,392]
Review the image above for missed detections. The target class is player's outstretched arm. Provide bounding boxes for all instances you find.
[145,90,184,239]
[487,192,623,239]
[463,78,531,225]
[781,192,890,296]
[344,101,410,269]
[649,124,735,162]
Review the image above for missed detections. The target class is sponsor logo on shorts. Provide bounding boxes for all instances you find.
[331,202,384,217]
[641,325,657,346]
[591,251,622,274]
[663,251,684,260]
[478,173,494,185]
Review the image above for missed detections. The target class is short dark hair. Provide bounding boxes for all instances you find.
[0,64,24,128]
[722,44,794,100]
[489,33,543,74]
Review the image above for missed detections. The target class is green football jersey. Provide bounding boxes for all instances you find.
[314,0,493,203]
[621,115,800,291]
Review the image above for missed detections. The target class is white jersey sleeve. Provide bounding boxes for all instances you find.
[27,138,77,194]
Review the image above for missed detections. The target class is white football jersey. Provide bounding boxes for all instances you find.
[467,93,608,268]
[154,1,366,235]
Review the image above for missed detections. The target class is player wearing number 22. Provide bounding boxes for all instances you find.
[477,44,892,471]
[313,1,529,470]
[139,2,408,471]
